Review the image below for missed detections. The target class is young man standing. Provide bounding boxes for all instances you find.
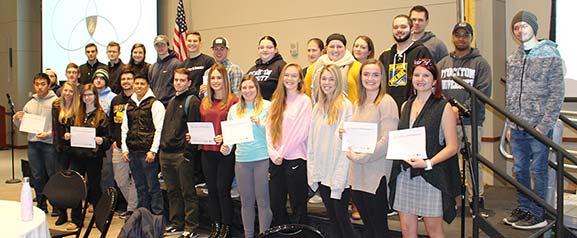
[121,75,165,215]
[180,32,215,95]
[92,68,116,115]
[148,35,181,106]
[378,14,432,111]
[160,68,202,238]
[109,69,138,219]
[503,10,564,230]
[13,73,58,213]
[409,5,448,62]
[437,22,492,216]
[79,43,107,85]
[45,68,61,96]
[107,41,126,94]
[57,63,83,95]
[202,37,243,96]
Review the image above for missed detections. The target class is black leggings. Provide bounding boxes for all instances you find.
[269,159,309,225]
[352,176,390,238]
[201,150,235,225]
[318,184,354,238]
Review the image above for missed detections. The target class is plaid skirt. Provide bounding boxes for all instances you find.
[393,168,443,217]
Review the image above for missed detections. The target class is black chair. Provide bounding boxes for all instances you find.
[43,170,88,238]
[82,187,118,238]
[258,224,325,238]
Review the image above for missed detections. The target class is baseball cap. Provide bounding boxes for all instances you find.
[452,22,474,37]
[211,37,229,48]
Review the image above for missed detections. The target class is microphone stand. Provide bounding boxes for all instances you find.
[6,110,20,184]
[458,113,472,238]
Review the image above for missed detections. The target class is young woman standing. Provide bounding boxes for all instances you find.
[307,64,353,238]
[221,75,272,238]
[201,64,239,238]
[266,63,312,225]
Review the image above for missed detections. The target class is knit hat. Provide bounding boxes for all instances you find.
[511,10,538,34]
[326,33,347,46]
[452,22,474,38]
[92,68,109,85]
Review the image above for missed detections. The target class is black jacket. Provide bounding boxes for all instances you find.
[79,60,107,85]
[109,92,132,148]
[246,53,287,100]
[378,42,432,112]
[125,97,156,153]
[179,53,215,94]
[108,60,125,94]
[160,89,201,159]
[68,108,111,158]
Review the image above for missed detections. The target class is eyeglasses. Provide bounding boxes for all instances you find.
[82,93,95,97]
[414,58,433,67]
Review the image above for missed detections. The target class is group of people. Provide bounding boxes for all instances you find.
[13,4,564,238]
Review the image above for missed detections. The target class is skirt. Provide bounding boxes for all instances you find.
[393,168,443,217]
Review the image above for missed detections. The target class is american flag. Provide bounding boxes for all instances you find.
[173,0,188,61]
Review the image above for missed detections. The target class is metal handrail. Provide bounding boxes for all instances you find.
[451,76,576,238]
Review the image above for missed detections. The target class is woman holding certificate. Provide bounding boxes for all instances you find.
[51,82,80,228]
[65,84,110,230]
[200,64,239,238]
[220,75,272,238]
[388,58,460,238]
[344,59,398,238]
[266,63,312,225]
[307,64,353,238]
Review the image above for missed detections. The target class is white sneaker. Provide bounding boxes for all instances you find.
[387,211,398,217]
[194,183,206,188]
[230,187,240,198]
[308,194,322,204]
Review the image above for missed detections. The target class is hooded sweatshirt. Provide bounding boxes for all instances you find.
[506,40,564,134]
[246,53,287,100]
[416,32,449,62]
[437,48,492,126]
[148,50,181,106]
[378,41,432,111]
[160,88,201,160]
[14,90,58,144]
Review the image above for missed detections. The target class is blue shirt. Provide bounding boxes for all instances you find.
[227,100,270,162]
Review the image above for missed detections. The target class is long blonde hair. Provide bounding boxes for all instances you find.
[267,63,305,146]
[58,82,79,124]
[356,59,387,106]
[318,64,344,125]
[202,64,234,110]
[74,84,104,128]
[236,75,264,117]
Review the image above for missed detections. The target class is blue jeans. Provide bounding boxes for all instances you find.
[510,128,552,218]
[28,141,56,210]
[129,152,163,215]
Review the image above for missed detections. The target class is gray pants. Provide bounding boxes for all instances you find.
[458,125,485,201]
[235,159,272,238]
[112,147,138,211]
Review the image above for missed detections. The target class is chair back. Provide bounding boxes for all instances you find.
[258,224,325,238]
[83,187,117,238]
[43,170,86,209]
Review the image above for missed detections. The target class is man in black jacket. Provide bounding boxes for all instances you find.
[379,14,432,111]
[109,69,138,219]
[159,68,202,238]
[79,43,107,85]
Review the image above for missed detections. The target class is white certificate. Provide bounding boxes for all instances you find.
[19,113,46,134]
[341,122,378,153]
[221,119,254,145]
[187,122,216,145]
[386,127,428,160]
[70,126,96,149]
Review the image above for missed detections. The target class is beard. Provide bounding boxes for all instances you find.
[394,32,411,43]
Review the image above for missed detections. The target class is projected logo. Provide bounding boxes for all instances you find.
[48,0,144,59]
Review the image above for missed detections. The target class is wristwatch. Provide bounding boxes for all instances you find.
[425,159,433,171]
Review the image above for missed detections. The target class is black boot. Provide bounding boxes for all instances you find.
[55,210,68,226]
[217,224,230,238]
[208,223,221,238]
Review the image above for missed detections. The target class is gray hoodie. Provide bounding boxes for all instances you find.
[438,48,492,126]
[505,40,564,134]
[416,32,449,62]
[14,90,58,143]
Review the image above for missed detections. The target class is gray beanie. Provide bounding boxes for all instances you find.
[511,10,538,34]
